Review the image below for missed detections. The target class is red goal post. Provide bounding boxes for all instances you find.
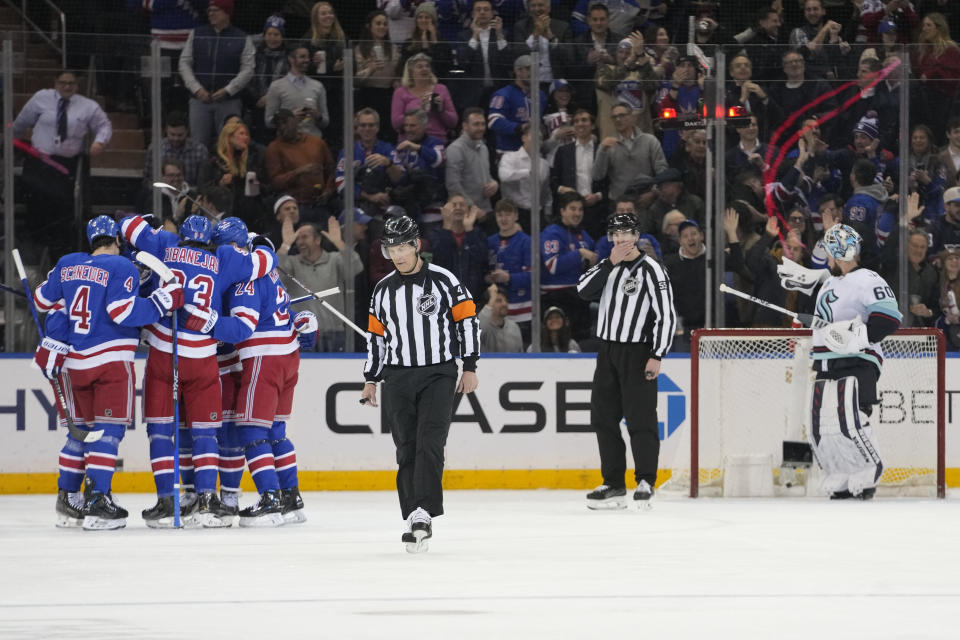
[683,328,945,499]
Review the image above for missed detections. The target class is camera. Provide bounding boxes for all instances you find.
[697,20,710,32]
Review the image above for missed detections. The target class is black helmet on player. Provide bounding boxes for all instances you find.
[381,215,420,258]
[607,212,640,239]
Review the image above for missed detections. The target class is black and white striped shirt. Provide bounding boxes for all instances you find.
[364,262,481,381]
[577,254,676,356]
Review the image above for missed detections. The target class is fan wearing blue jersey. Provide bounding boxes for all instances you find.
[33,216,184,530]
[778,224,902,499]
[120,213,278,528]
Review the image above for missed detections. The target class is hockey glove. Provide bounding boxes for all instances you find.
[822,318,870,355]
[293,310,318,351]
[34,337,68,380]
[181,303,219,334]
[148,281,185,317]
[777,256,828,295]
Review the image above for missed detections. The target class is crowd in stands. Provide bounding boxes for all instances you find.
[14,0,960,351]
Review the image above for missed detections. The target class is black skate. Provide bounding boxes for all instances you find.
[280,487,307,524]
[82,492,128,531]
[830,490,853,500]
[180,490,200,528]
[195,491,234,528]
[238,490,284,528]
[142,496,177,529]
[404,507,432,553]
[219,489,240,516]
[632,480,654,512]
[857,487,876,501]
[586,485,627,510]
[55,489,85,528]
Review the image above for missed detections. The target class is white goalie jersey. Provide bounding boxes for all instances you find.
[812,268,902,370]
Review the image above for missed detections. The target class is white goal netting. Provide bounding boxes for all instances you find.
[663,329,944,497]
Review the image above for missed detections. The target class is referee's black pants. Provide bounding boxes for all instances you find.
[590,341,660,488]
[382,361,458,520]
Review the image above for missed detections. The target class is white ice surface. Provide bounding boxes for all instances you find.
[1,491,958,639]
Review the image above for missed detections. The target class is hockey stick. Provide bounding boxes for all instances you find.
[0,281,27,298]
[719,283,829,329]
[277,267,367,339]
[12,249,102,444]
[289,287,341,306]
[14,139,70,175]
[134,251,182,527]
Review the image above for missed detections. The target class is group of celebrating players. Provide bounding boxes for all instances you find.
[35,212,319,530]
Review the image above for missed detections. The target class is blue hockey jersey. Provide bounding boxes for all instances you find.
[488,83,547,152]
[213,267,298,360]
[487,230,531,321]
[34,252,163,369]
[541,224,595,290]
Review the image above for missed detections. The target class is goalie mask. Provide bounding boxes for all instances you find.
[823,224,862,262]
[381,215,420,259]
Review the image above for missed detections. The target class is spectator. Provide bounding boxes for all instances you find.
[903,228,939,327]
[569,3,620,110]
[820,110,896,200]
[391,53,458,143]
[199,118,267,229]
[939,116,960,190]
[645,24,679,80]
[572,0,638,38]
[593,102,667,201]
[669,129,708,200]
[908,124,946,221]
[142,110,209,193]
[767,50,837,145]
[655,55,703,158]
[923,187,960,255]
[747,217,809,328]
[663,219,706,343]
[379,0,416,44]
[13,69,112,258]
[269,194,300,254]
[354,10,402,142]
[541,192,597,340]
[739,6,784,82]
[428,194,490,298]
[264,45,329,140]
[488,55,547,153]
[553,109,606,239]
[499,123,553,230]
[845,157,893,250]
[912,13,960,141]
[446,107,498,215]
[643,167,705,236]
[454,0,510,109]
[399,2,454,80]
[595,196,640,259]
[811,193,846,269]
[527,306,581,353]
[143,158,189,223]
[335,108,405,217]
[834,58,892,143]
[725,54,782,141]
[479,284,525,352]
[725,114,777,178]
[659,208,687,256]
[595,33,660,136]
[178,0,254,149]
[134,0,202,113]
[789,0,852,81]
[486,199,533,338]
[542,79,579,137]
[936,246,960,351]
[786,206,819,254]
[513,0,572,85]
[264,109,336,224]
[304,2,346,146]
[245,15,289,144]
[278,220,364,352]
[391,108,447,225]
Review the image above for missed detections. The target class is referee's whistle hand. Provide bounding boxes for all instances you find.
[361,383,378,407]
[457,371,479,394]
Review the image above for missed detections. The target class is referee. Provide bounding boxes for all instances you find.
[577,212,677,510]
[360,215,480,552]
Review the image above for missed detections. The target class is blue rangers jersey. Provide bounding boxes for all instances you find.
[488,83,547,152]
[212,267,298,360]
[34,252,164,369]
[541,224,595,290]
[487,230,531,321]
[120,215,277,358]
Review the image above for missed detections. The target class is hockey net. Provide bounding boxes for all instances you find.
[663,328,945,498]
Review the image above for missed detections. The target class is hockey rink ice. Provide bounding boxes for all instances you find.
[1,490,957,639]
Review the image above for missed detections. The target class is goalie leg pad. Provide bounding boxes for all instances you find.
[810,377,883,497]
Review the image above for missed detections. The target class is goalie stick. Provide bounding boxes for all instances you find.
[12,249,102,444]
[134,251,183,528]
[719,283,829,329]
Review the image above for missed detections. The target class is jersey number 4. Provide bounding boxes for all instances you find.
[69,285,92,334]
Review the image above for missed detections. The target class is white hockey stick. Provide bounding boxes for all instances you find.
[289,287,341,306]
[719,283,829,329]
[134,251,176,284]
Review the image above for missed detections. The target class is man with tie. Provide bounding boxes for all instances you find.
[13,69,112,259]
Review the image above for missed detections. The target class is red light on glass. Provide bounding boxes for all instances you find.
[660,108,677,119]
[728,105,747,118]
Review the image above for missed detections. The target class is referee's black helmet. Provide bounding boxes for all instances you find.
[381,215,421,258]
[607,212,640,237]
